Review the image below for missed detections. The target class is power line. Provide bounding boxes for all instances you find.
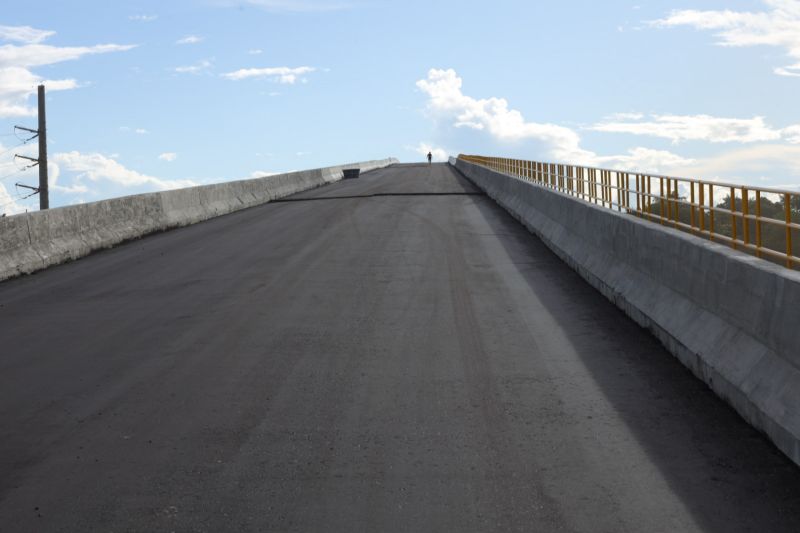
[0,167,32,183]
[0,193,26,210]
[0,183,41,211]
[2,190,25,199]
[0,139,30,159]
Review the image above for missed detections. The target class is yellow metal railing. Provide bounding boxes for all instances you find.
[459,154,800,270]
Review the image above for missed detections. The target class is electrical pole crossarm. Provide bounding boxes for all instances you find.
[15,183,40,192]
[14,125,39,136]
[10,86,49,210]
[14,154,39,165]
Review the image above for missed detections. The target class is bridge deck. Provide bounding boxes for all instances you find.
[1,163,799,531]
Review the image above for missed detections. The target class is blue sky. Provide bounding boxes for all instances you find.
[2,0,800,213]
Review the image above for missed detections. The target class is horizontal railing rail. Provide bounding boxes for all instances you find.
[459,154,800,270]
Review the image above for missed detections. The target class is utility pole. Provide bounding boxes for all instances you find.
[13,84,49,210]
[37,85,48,210]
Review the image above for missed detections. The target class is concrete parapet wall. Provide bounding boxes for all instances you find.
[451,156,800,466]
[0,158,397,282]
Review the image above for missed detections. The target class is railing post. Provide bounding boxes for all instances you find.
[666,178,671,222]
[568,166,574,195]
[673,179,679,229]
[742,188,750,247]
[730,187,737,250]
[699,183,705,233]
[755,190,762,258]
[601,170,606,207]
[709,185,715,241]
[580,167,585,200]
[786,193,793,268]
[600,170,606,207]
[625,173,630,212]
[580,167,585,199]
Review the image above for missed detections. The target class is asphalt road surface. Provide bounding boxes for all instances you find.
[2,163,800,532]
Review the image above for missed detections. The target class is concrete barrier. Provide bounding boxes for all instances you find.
[0,158,397,282]
[451,156,800,466]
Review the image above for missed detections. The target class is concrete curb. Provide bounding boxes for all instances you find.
[0,158,398,282]
[451,156,800,466]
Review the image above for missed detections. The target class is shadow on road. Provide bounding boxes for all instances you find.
[464,174,800,533]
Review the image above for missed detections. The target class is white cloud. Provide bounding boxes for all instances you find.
[591,114,784,143]
[0,182,28,215]
[177,35,203,45]
[414,143,449,162]
[417,68,596,162]
[0,66,78,117]
[174,59,213,74]
[248,49,264,55]
[0,26,135,118]
[592,113,800,147]
[52,151,198,191]
[222,66,315,83]
[246,170,280,178]
[0,140,38,214]
[775,65,800,76]
[158,152,177,162]
[673,144,800,179]
[0,140,37,177]
[652,0,800,77]
[783,124,800,143]
[416,68,704,173]
[415,68,800,185]
[608,112,644,121]
[48,160,88,194]
[120,126,149,134]
[235,0,352,12]
[129,15,158,22]
[0,43,135,69]
[0,25,55,44]
[593,147,696,173]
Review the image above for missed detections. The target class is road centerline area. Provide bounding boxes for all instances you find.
[273,191,486,202]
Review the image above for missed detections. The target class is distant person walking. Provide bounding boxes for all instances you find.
[427,151,432,165]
